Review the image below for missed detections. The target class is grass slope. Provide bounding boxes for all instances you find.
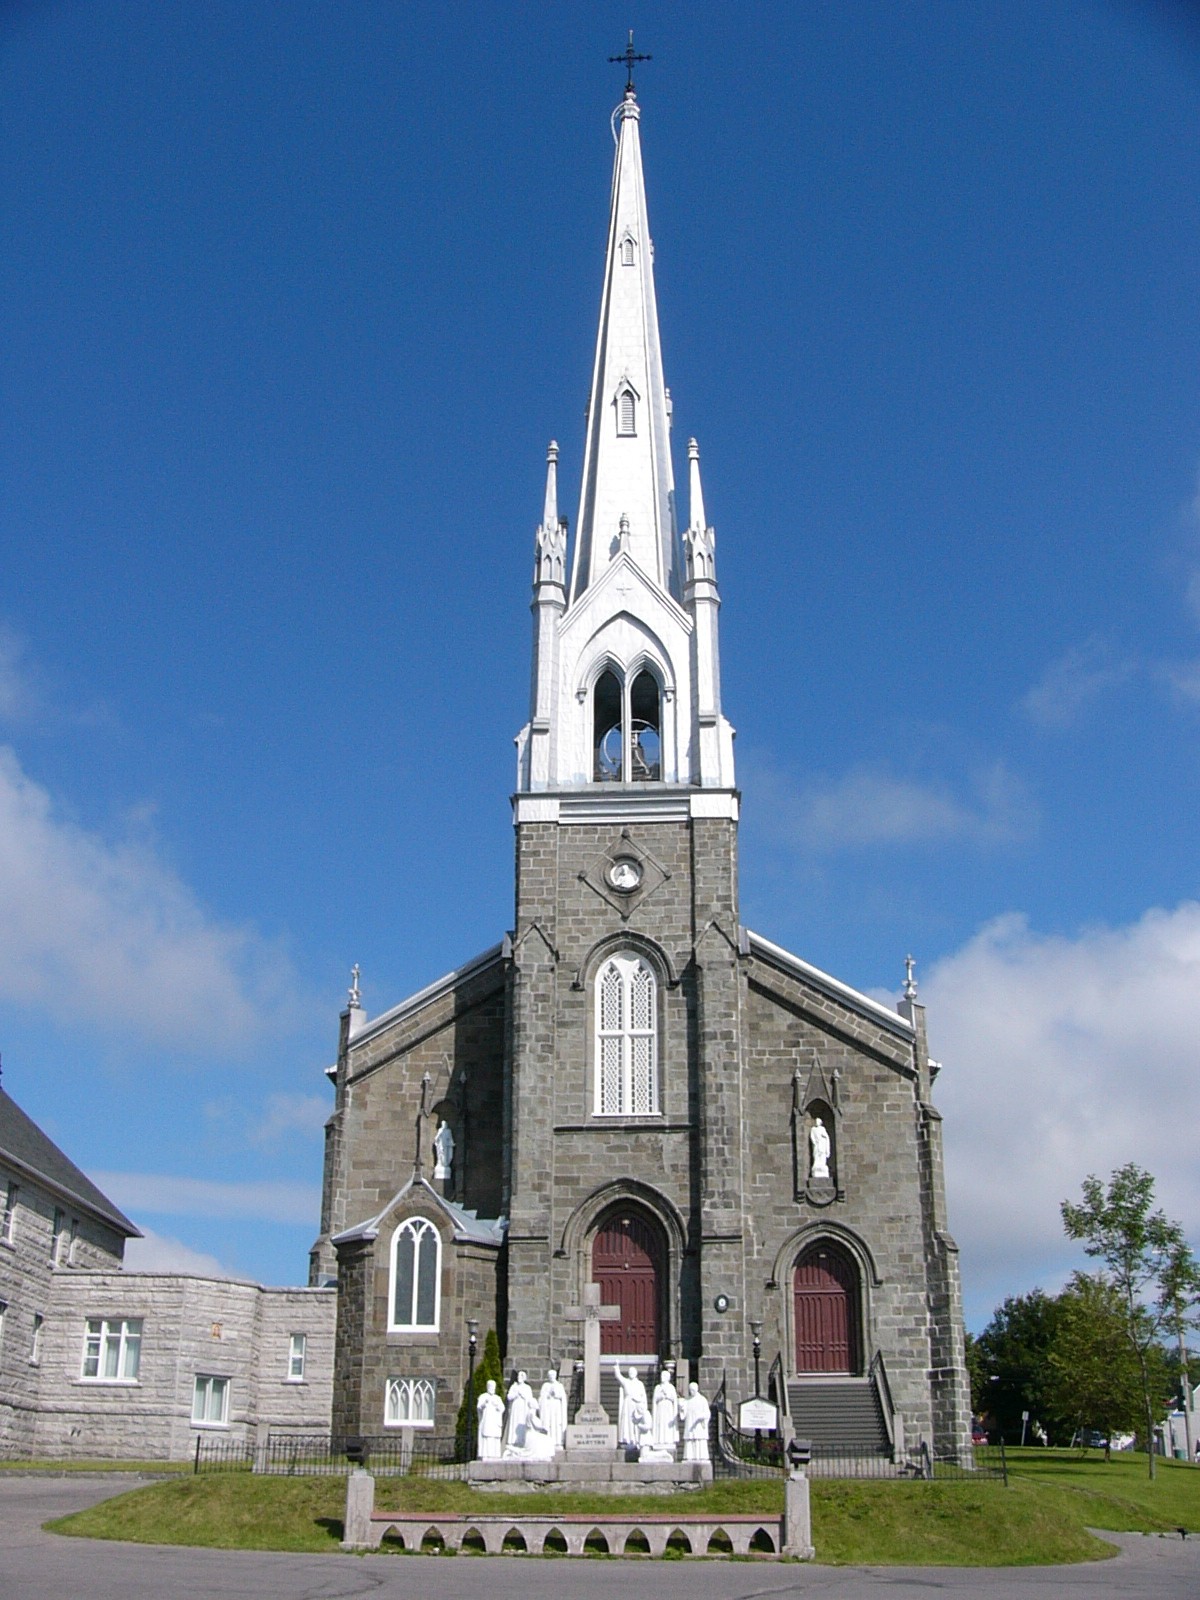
[45,1449,1200,1565]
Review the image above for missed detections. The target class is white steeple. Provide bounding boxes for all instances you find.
[515,87,736,807]
[569,87,679,602]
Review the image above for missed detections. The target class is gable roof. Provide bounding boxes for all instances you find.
[0,1085,140,1238]
[332,1174,506,1250]
[350,942,506,1051]
[742,929,915,1043]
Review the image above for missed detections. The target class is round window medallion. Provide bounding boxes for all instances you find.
[606,857,643,893]
[714,1293,731,1314]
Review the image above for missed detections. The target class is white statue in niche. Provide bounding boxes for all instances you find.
[476,1380,504,1459]
[502,1370,535,1452]
[432,1119,454,1180]
[809,1116,832,1182]
[614,1364,649,1450]
[651,1368,680,1453]
[538,1368,568,1453]
[680,1381,712,1462]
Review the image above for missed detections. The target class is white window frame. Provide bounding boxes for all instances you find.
[384,1376,436,1429]
[287,1332,306,1382]
[594,953,659,1117]
[81,1317,142,1383]
[2,1180,17,1243]
[616,385,637,436]
[387,1218,441,1332]
[192,1373,230,1427]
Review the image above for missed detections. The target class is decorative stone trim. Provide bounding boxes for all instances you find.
[349,1509,783,1558]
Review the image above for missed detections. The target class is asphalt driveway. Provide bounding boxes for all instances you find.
[3,1475,1200,1600]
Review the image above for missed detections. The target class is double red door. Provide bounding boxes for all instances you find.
[593,1212,662,1355]
[793,1244,859,1373]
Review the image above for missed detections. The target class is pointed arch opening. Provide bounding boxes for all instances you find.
[616,386,637,436]
[593,669,623,781]
[595,953,658,1115]
[592,1205,665,1357]
[793,1240,861,1374]
[388,1217,441,1331]
[629,669,661,781]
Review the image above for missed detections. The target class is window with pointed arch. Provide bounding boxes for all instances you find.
[388,1218,441,1331]
[384,1376,436,1428]
[595,954,659,1116]
[617,386,636,436]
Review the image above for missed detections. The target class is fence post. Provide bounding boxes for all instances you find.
[193,1435,201,1475]
[998,1433,1008,1486]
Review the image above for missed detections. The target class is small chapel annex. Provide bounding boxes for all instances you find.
[312,80,972,1461]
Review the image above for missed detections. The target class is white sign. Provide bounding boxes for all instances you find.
[739,1398,778,1432]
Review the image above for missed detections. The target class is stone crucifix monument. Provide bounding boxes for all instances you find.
[564,1282,621,1455]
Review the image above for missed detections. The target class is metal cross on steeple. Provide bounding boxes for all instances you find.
[608,29,651,94]
[903,954,918,1002]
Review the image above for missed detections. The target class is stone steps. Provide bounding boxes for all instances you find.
[787,1377,889,1454]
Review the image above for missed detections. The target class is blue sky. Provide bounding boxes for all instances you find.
[3,1,1200,1329]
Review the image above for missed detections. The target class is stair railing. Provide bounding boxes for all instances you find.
[868,1349,896,1457]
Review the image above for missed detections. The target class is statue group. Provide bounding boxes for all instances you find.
[477,1364,711,1463]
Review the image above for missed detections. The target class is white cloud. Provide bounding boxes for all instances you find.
[0,744,302,1052]
[247,1092,329,1148]
[1021,636,1136,727]
[122,1227,233,1278]
[94,1171,322,1226]
[752,757,1034,851]
[925,903,1200,1325]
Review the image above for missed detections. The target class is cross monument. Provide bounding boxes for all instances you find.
[564,1282,621,1444]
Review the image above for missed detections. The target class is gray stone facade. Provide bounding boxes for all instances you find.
[31,1273,334,1460]
[319,806,972,1456]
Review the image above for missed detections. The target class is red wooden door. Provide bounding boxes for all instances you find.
[793,1245,858,1373]
[592,1212,662,1354]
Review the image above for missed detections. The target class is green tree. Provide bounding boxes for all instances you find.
[972,1289,1064,1443]
[1061,1163,1200,1478]
[1045,1273,1152,1459]
[455,1327,503,1461]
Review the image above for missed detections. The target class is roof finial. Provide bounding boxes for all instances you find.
[903,954,918,1002]
[348,963,361,1009]
[617,511,631,550]
[608,29,651,96]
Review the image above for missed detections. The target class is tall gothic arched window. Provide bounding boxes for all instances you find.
[389,1217,441,1331]
[595,954,658,1116]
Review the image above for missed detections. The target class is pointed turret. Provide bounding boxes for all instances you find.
[569,87,678,603]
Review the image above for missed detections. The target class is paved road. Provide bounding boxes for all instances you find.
[3,1476,1200,1600]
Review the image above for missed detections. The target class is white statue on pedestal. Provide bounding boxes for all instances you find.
[681,1381,711,1463]
[502,1370,535,1452]
[651,1368,680,1453]
[432,1119,454,1180]
[614,1364,648,1450]
[476,1380,504,1459]
[809,1116,831,1181]
[538,1368,568,1453]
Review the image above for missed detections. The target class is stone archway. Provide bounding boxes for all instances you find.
[793,1240,861,1374]
[592,1208,664,1357]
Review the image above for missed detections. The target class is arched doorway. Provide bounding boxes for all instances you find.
[793,1242,860,1374]
[592,1209,663,1356]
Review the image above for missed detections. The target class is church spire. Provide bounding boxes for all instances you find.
[568,85,678,603]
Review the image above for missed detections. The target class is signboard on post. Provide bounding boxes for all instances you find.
[739,1398,778,1432]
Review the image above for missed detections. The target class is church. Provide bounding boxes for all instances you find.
[312,78,972,1461]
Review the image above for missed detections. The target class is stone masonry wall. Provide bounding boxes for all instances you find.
[0,1165,125,1456]
[30,1273,334,1460]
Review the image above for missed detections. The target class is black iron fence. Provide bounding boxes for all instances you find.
[193,1430,466,1477]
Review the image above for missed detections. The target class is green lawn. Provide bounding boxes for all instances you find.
[44,1448,1200,1565]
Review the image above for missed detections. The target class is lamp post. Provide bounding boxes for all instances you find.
[466,1319,479,1462]
[750,1319,763,1399]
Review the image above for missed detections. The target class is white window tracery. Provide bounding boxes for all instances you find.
[389,1218,441,1331]
[595,955,658,1116]
[385,1376,436,1427]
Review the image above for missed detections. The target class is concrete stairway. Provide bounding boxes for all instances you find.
[787,1377,890,1455]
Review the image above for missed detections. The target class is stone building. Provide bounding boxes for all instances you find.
[315,84,972,1458]
[1,1079,334,1459]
